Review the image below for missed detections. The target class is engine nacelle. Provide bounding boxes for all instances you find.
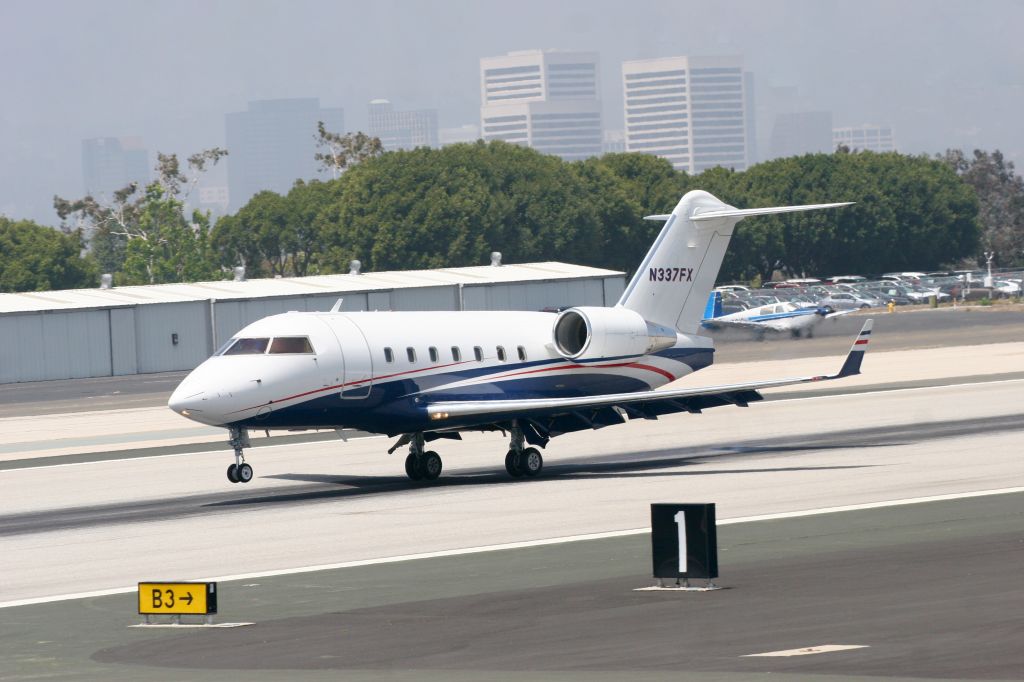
[551,306,678,361]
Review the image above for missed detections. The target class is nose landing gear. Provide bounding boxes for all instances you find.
[226,427,253,484]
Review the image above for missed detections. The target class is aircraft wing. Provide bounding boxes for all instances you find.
[825,308,859,319]
[701,318,786,332]
[427,320,873,429]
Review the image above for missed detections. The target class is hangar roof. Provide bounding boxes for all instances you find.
[0,262,624,314]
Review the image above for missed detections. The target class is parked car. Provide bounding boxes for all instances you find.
[818,291,882,310]
[993,279,1021,296]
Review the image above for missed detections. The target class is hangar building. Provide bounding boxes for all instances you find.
[0,262,625,384]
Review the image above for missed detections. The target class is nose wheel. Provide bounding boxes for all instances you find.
[226,428,253,484]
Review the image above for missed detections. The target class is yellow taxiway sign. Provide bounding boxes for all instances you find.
[138,582,217,615]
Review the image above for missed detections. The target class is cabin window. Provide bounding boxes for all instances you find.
[451,346,462,362]
[428,346,439,363]
[496,346,506,362]
[268,336,315,354]
[384,347,394,363]
[517,345,527,361]
[407,347,417,363]
[222,337,270,355]
[473,346,483,361]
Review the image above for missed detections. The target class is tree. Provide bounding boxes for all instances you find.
[939,149,1024,266]
[54,148,227,283]
[314,121,383,178]
[0,217,97,292]
[577,153,687,273]
[729,152,979,279]
[313,141,621,273]
[212,179,345,278]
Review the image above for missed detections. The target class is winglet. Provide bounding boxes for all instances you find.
[832,319,873,378]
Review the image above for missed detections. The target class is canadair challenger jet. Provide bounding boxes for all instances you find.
[169,190,870,484]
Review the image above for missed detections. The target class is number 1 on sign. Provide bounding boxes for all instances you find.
[674,510,687,573]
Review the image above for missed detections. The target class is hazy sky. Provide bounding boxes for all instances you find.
[3,0,1022,224]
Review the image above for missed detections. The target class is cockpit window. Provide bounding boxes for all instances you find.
[222,337,270,355]
[269,336,315,354]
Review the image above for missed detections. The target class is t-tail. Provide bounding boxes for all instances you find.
[616,190,852,334]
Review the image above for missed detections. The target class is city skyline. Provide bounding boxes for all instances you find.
[4,0,1022,224]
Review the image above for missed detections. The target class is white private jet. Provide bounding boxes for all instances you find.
[169,190,868,484]
[701,291,855,338]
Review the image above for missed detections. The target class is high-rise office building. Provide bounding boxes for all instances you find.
[480,49,603,161]
[81,137,149,199]
[225,98,344,211]
[833,124,896,152]
[769,111,834,159]
[622,56,750,173]
[368,99,439,151]
[439,124,480,146]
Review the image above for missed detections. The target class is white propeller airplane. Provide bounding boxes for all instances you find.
[169,190,869,484]
[701,290,856,338]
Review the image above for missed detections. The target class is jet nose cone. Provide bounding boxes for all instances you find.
[168,387,204,412]
[168,384,207,419]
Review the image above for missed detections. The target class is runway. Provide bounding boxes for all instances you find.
[1,310,1023,680]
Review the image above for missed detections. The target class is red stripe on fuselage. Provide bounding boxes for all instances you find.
[227,357,677,415]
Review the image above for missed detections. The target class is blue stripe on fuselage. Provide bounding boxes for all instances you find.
[228,346,714,434]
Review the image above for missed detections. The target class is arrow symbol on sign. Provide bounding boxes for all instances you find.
[181,592,194,606]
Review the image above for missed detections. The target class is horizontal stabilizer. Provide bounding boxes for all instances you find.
[643,214,673,221]
[691,202,854,222]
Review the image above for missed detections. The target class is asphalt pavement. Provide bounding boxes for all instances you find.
[4,492,1019,681]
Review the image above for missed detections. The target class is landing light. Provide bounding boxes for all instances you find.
[180,409,191,416]
[430,412,449,421]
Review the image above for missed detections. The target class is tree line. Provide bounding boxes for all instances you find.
[3,137,1023,294]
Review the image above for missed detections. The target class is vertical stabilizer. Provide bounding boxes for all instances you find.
[617,190,851,334]
[616,190,742,334]
[703,290,724,320]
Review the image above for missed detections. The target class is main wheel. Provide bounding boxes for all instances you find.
[505,450,524,478]
[405,453,424,481]
[226,464,239,483]
[236,462,254,483]
[422,451,442,480]
[521,448,544,477]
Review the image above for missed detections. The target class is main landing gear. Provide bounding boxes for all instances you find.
[403,433,442,482]
[226,427,254,484]
[395,422,543,483]
[504,423,543,479]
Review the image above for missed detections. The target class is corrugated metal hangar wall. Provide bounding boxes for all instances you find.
[0,263,625,384]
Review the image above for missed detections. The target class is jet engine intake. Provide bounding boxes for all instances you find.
[552,307,677,361]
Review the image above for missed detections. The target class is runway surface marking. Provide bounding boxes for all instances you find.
[4,376,1022,472]
[3,485,1021,610]
[0,433,387,472]
[743,644,870,657]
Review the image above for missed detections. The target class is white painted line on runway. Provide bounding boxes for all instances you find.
[7,376,1021,472]
[3,485,1022,610]
[744,644,869,657]
[0,433,387,472]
